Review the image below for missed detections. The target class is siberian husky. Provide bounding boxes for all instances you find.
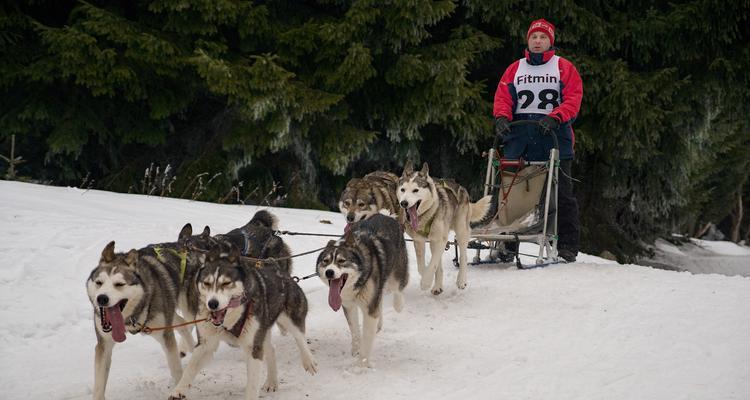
[315,213,408,367]
[86,229,203,400]
[339,171,400,230]
[180,210,292,275]
[168,243,317,400]
[397,161,493,295]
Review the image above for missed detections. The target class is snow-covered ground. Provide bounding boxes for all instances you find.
[643,238,750,277]
[1,180,749,400]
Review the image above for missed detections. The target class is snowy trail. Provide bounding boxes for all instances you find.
[1,181,749,400]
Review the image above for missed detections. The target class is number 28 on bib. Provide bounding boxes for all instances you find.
[513,55,561,115]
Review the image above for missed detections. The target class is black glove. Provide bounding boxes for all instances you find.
[539,116,559,135]
[494,117,511,137]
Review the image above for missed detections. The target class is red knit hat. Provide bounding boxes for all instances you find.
[527,19,555,45]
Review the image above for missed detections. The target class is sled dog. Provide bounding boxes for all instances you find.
[169,243,317,400]
[397,161,493,295]
[193,210,292,275]
[86,228,203,400]
[339,171,400,228]
[315,213,408,367]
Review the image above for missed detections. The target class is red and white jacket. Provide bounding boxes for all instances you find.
[493,48,582,123]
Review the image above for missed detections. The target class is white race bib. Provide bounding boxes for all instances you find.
[513,56,561,115]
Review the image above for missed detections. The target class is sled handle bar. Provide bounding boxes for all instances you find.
[492,119,559,150]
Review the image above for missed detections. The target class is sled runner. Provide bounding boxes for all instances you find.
[457,120,563,269]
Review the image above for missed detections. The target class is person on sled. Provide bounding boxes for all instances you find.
[492,18,583,262]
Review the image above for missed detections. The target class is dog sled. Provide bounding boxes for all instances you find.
[458,120,562,269]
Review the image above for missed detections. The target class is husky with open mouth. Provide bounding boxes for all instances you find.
[169,243,317,400]
[86,229,204,400]
[398,161,493,295]
[316,213,408,367]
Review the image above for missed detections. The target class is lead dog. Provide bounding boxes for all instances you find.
[397,161,493,295]
[315,213,408,367]
[86,227,203,400]
[168,243,317,400]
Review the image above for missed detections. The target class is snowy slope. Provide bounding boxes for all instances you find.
[646,238,750,277]
[1,180,749,400]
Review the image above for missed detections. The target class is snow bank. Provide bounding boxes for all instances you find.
[1,181,749,400]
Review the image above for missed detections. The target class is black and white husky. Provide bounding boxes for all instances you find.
[86,227,203,400]
[168,243,317,400]
[211,210,293,274]
[315,213,409,367]
[398,161,493,295]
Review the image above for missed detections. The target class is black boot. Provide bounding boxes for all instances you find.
[558,248,577,262]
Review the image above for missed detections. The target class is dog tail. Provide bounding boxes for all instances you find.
[469,195,496,228]
[249,210,279,231]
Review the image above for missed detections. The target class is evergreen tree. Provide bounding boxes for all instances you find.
[1,0,748,257]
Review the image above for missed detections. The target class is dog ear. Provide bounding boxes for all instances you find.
[179,223,193,240]
[326,240,337,248]
[101,241,116,262]
[419,162,429,177]
[402,160,413,176]
[201,226,210,237]
[125,249,139,266]
[228,244,241,262]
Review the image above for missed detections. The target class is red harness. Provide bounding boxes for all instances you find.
[227,298,254,338]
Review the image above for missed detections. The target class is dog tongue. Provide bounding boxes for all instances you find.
[107,306,126,343]
[408,205,419,231]
[328,277,343,312]
[344,223,352,234]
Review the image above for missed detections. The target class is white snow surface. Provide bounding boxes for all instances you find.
[1,180,749,400]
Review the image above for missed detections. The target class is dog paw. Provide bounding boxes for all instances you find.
[303,357,318,375]
[420,277,433,291]
[431,287,443,296]
[168,391,186,400]
[456,280,467,290]
[358,358,373,368]
[262,379,278,392]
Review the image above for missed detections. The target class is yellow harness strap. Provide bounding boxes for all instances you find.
[153,246,188,283]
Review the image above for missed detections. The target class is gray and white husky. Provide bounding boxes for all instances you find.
[86,227,203,400]
[397,161,493,295]
[315,213,408,367]
[339,171,400,229]
[168,243,317,400]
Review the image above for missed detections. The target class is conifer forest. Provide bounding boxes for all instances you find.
[2,1,749,260]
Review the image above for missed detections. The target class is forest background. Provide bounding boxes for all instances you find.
[2,0,749,261]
